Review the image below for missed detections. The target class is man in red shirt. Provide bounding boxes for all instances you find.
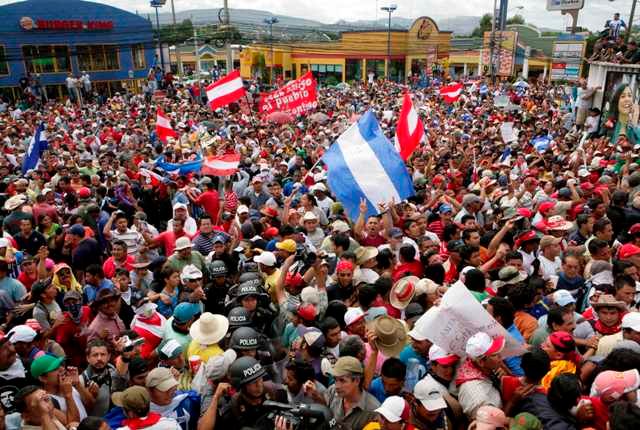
[144,217,192,256]
[189,178,221,222]
[102,240,135,279]
[392,244,423,282]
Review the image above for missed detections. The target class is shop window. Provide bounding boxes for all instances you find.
[310,64,342,85]
[0,46,8,76]
[389,59,405,83]
[366,59,385,80]
[346,59,362,82]
[132,44,146,70]
[75,45,120,72]
[23,45,71,74]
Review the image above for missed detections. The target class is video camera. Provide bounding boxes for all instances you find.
[263,401,337,430]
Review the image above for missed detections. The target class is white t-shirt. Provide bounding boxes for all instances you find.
[50,387,87,421]
[539,254,562,280]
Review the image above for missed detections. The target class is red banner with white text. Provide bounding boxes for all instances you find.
[258,72,318,116]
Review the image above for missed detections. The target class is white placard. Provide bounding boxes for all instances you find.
[500,122,515,143]
[412,282,525,358]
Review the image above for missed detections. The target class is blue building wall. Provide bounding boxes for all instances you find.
[0,0,155,88]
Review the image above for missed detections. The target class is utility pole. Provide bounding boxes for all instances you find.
[194,26,200,75]
[223,0,234,73]
[381,4,397,81]
[489,0,497,84]
[628,0,638,43]
[150,0,165,71]
[170,0,183,75]
[264,16,278,85]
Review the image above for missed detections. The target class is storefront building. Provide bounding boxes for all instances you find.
[239,17,451,85]
[0,0,155,100]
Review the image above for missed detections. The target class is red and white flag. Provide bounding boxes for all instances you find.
[202,153,241,176]
[206,70,246,110]
[155,108,177,143]
[139,168,166,187]
[440,82,463,103]
[394,93,424,161]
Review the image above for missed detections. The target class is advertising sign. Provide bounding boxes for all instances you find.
[481,31,518,77]
[546,0,584,11]
[551,41,586,82]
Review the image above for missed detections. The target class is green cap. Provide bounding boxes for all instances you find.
[31,354,64,378]
[511,413,543,430]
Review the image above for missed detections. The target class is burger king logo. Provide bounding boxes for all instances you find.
[19,16,35,30]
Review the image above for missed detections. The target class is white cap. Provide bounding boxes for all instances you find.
[344,307,365,326]
[237,205,249,215]
[465,332,505,359]
[300,286,320,305]
[331,220,350,233]
[253,251,276,267]
[552,289,576,307]
[428,344,460,366]
[173,202,188,211]
[375,396,409,423]
[311,183,327,193]
[174,237,193,251]
[8,325,37,343]
[622,312,640,332]
[181,264,203,283]
[302,211,318,222]
[414,378,447,411]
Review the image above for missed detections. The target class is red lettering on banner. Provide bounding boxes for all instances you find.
[258,71,318,116]
[32,19,113,31]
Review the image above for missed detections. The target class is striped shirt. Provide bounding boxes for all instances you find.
[111,228,144,256]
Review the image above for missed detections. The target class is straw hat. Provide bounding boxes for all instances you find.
[189,312,229,345]
[355,246,379,265]
[390,276,419,310]
[592,294,627,311]
[368,315,407,357]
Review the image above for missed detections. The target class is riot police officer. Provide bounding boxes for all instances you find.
[205,260,231,314]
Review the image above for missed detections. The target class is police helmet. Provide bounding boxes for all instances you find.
[229,327,261,350]
[208,260,228,277]
[227,306,253,328]
[229,356,266,388]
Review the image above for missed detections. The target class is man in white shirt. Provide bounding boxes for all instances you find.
[538,235,563,281]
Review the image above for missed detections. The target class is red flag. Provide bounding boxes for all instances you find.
[155,108,177,143]
[440,82,463,103]
[394,93,424,161]
[202,153,241,176]
[206,70,246,110]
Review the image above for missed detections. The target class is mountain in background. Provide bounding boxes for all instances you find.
[154,8,484,36]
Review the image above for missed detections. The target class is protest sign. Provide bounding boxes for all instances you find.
[412,282,525,358]
[500,122,515,143]
[258,72,318,116]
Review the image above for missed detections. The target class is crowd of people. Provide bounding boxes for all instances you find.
[0,64,640,430]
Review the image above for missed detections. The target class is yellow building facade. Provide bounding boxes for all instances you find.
[239,17,451,84]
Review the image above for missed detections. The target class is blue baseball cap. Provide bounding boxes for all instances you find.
[438,204,453,214]
[173,302,201,324]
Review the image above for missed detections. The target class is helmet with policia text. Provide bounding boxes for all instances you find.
[227,307,253,328]
[236,279,263,298]
[229,327,261,350]
[229,356,266,388]
[208,260,228,277]
[238,271,262,284]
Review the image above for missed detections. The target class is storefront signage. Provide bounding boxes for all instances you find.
[551,41,586,82]
[546,0,584,11]
[19,16,113,31]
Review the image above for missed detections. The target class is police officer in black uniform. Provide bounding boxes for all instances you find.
[205,260,231,314]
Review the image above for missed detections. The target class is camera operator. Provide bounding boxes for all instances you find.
[79,339,125,417]
[218,356,287,429]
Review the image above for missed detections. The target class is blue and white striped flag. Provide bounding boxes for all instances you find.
[322,111,415,220]
[22,123,48,174]
[479,83,489,95]
[532,136,551,154]
[499,147,512,166]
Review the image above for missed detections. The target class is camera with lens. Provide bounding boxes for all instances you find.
[89,371,110,387]
[264,401,336,430]
[295,245,317,266]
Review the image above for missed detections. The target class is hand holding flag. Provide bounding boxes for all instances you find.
[22,123,48,174]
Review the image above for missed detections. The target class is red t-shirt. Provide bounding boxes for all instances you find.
[196,190,221,220]
[392,261,424,283]
[155,230,192,255]
[18,271,37,291]
[103,255,135,279]
[360,233,386,247]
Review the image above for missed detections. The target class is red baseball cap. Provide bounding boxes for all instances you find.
[517,208,533,219]
[539,201,556,215]
[629,224,640,235]
[77,187,91,199]
[428,344,460,366]
[619,243,640,260]
[262,227,279,240]
[295,303,317,321]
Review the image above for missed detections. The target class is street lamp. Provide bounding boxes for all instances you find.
[150,0,166,71]
[264,16,279,85]
[381,4,397,81]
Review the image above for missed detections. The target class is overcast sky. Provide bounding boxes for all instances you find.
[0,0,635,31]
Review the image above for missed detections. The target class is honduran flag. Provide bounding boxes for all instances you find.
[206,70,246,110]
[202,153,241,176]
[322,111,415,221]
[155,108,177,143]
[440,82,463,103]
[394,93,425,161]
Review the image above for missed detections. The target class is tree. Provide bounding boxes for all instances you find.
[471,14,493,38]
[506,14,525,25]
